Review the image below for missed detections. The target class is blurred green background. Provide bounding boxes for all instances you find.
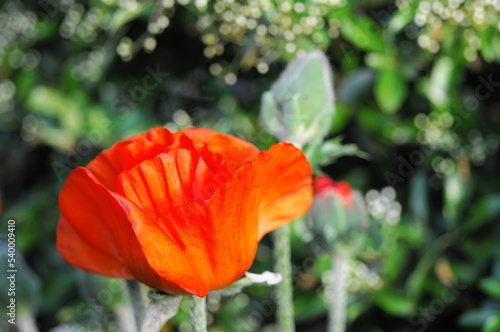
[1,0,500,331]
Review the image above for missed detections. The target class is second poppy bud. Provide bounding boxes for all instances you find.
[308,175,368,252]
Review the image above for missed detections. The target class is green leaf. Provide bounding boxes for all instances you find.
[331,104,351,134]
[26,86,84,137]
[375,69,407,114]
[479,277,500,299]
[460,308,500,328]
[409,170,429,225]
[383,242,407,282]
[339,16,386,54]
[304,138,367,167]
[483,314,500,332]
[108,5,151,33]
[479,28,500,63]
[467,194,500,231]
[443,171,469,227]
[406,238,450,299]
[337,68,376,107]
[388,7,415,33]
[294,295,327,322]
[0,244,41,314]
[14,70,37,99]
[427,56,454,108]
[373,289,415,316]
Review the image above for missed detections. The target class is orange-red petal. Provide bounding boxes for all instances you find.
[113,142,312,295]
[245,143,314,239]
[115,147,249,295]
[113,149,229,296]
[110,194,209,296]
[86,127,257,190]
[86,128,193,190]
[56,167,190,294]
[205,142,313,286]
[58,167,134,267]
[181,128,259,172]
[57,215,133,278]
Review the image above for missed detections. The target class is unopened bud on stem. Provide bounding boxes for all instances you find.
[260,51,335,147]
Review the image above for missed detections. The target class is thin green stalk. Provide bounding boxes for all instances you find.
[125,280,145,332]
[18,309,38,332]
[274,223,295,332]
[115,304,136,332]
[189,295,207,332]
[327,250,349,332]
[327,193,351,332]
[334,195,348,235]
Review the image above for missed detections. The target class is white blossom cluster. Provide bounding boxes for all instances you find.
[398,0,500,60]
[365,187,402,226]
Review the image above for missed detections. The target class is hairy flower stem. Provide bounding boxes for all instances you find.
[274,223,295,332]
[18,309,38,332]
[327,250,349,332]
[189,295,207,332]
[125,280,145,332]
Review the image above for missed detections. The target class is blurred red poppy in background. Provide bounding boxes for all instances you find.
[56,127,312,297]
[313,174,353,208]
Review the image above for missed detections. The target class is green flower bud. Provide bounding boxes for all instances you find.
[308,175,368,252]
[260,50,335,147]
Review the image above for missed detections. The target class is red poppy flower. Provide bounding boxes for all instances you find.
[313,175,352,208]
[56,127,312,297]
